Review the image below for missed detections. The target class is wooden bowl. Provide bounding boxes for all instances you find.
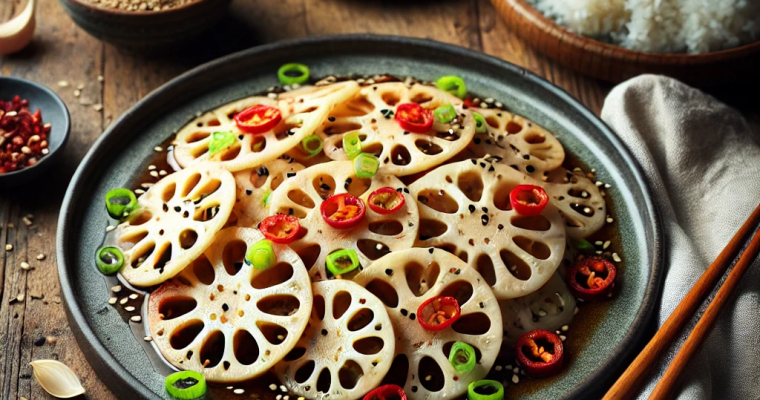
[491,0,760,85]
[58,0,232,54]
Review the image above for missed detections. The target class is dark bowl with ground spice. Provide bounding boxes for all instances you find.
[0,77,70,187]
[57,0,232,54]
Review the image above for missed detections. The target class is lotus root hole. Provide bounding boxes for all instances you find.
[457,171,484,202]
[333,291,352,320]
[417,189,459,214]
[251,262,294,289]
[418,356,445,392]
[513,236,552,260]
[313,295,326,321]
[257,295,300,316]
[511,215,551,231]
[316,368,332,393]
[365,279,399,308]
[440,280,474,306]
[391,145,412,166]
[313,175,336,200]
[295,360,316,383]
[199,330,225,368]
[338,360,364,390]
[418,219,448,240]
[452,313,491,335]
[405,261,440,297]
[191,255,215,285]
[357,239,391,260]
[297,245,321,271]
[179,229,198,249]
[345,177,372,198]
[257,322,289,345]
[368,221,404,236]
[170,320,204,350]
[353,336,384,355]
[475,254,497,286]
[415,140,443,156]
[500,249,533,280]
[347,308,375,331]
[158,296,197,321]
[232,329,258,365]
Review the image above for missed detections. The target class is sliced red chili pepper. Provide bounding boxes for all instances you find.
[320,193,366,229]
[363,384,407,400]
[234,105,282,134]
[395,103,433,134]
[515,329,564,377]
[567,255,616,301]
[509,184,549,216]
[417,296,461,331]
[368,187,406,215]
[259,214,301,244]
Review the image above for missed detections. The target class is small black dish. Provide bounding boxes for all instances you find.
[0,76,71,187]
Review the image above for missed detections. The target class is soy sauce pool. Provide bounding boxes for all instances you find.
[101,75,624,400]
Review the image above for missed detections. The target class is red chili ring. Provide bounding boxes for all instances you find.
[320,193,366,229]
[509,184,549,216]
[368,187,406,215]
[363,384,407,400]
[259,214,301,244]
[417,296,461,331]
[395,103,433,134]
[567,255,617,301]
[234,104,282,134]
[515,329,564,377]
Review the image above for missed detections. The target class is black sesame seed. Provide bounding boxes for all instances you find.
[34,337,46,346]
[471,159,477,165]
[403,188,409,194]
[429,248,434,254]
[523,154,530,160]
[409,313,416,320]
[385,269,393,276]
[479,302,485,308]
[238,135,243,140]
[245,189,252,195]
[400,309,408,316]
[257,166,269,176]
[321,329,328,336]
[287,130,295,136]
[482,207,488,213]
[480,162,486,168]
[412,386,418,393]
[173,206,181,212]
[526,165,535,173]
[403,131,410,135]
[328,116,336,122]
[454,269,461,275]
[558,196,565,201]
[485,140,492,145]
[498,224,504,230]
[488,166,495,172]
[286,172,296,178]
[473,138,481,145]
[222,303,229,312]
[396,188,403,192]
[468,205,476,213]
[320,183,331,191]
[481,215,490,225]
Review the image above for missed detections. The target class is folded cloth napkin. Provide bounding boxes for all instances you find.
[601,75,760,400]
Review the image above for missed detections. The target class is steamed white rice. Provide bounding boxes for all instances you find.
[529,0,760,54]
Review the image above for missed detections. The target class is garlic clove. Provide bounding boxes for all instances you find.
[29,360,86,399]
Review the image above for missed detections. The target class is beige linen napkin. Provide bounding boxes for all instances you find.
[601,75,760,399]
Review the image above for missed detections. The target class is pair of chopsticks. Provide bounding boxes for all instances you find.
[603,203,760,400]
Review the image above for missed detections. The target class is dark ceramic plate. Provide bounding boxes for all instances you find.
[57,35,662,400]
[0,77,70,187]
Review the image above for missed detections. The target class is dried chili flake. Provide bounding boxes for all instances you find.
[0,96,51,174]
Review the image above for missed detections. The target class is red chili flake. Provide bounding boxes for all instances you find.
[0,96,51,174]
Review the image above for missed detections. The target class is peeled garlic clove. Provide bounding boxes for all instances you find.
[29,360,85,398]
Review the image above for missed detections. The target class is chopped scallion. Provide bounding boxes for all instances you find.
[473,112,488,134]
[278,63,310,85]
[245,239,276,270]
[301,134,323,158]
[435,76,467,99]
[434,104,457,123]
[96,246,124,275]
[165,371,207,399]
[325,249,360,276]
[343,131,362,160]
[353,152,379,179]
[208,131,236,156]
[105,188,137,219]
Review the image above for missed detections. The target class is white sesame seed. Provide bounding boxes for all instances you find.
[20,262,32,270]
[108,297,117,305]
[36,254,45,260]
[135,189,145,195]
[227,386,233,390]
[556,330,561,335]
[596,250,603,255]
[144,336,152,342]
[124,306,136,312]
[607,217,614,224]
[495,365,503,371]
[581,191,589,198]
[5,244,12,251]
[594,241,603,246]
[583,207,592,214]
[150,171,159,178]
[73,89,81,97]
[561,325,569,331]
[159,170,167,176]
[129,293,138,300]
[560,335,567,341]
[93,104,103,112]
[234,389,245,395]
[58,80,70,87]
[603,241,611,250]
[41,148,49,155]
[16,294,25,302]
[77,83,85,90]
[119,297,129,305]
[591,168,597,173]
[148,165,157,170]
[484,97,495,103]
[425,375,432,381]
[141,183,154,189]
[512,374,520,384]
[269,384,278,391]
[513,367,519,373]
[106,225,115,232]
[267,93,277,99]
[538,310,547,316]
[130,315,142,323]
[574,307,579,315]
[495,102,503,108]
[154,146,163,152]
[112,285,122,293]
[298,397,305,400]
[505,364,513,370]
[280,385,287,392]
[98,75,104,82]
[612,253,622,263]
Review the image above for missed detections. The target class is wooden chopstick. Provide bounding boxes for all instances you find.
[602,203,760,400]
[648,215,760,399]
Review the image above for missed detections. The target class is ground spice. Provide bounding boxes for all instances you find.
[84,0,197,11]
[0,96,51,174]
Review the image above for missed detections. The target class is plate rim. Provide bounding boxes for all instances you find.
[57,34,663,400]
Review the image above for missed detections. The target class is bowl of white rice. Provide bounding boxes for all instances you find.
[491,0,760,83]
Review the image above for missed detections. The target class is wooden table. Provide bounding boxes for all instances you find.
[1,0,758,399]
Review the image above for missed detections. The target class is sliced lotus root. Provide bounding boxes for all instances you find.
[499,271,576,345]
[115,164,236,287]
[536,167,607,239]
[408,157,566,299]
[317,82,475,176]
[173,81,359,171]
[353,248,503,400]
[275,280,395,400]
[232,159,306,227]
[467,108,565,173]
[147,227,313,383]
[266,160,419,281]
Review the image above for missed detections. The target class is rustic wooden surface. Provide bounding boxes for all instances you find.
[0,0,758,399]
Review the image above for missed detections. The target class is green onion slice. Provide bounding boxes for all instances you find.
[343,131,362,160]
[467,380,504,400]
[301,134,323,158]
[574,238,595,253]
[208,131,236,156]
[96,246,124,275]
[245,239,277,270]
[325,249,360,276]
[278,63,310,86]
[434,104,457,123]
[449,341,477,373]
[353,152,379,179]
[262,190,273,207]
[473,112,488,134]
[435,76,467,99]
[105,188,137,219]
[165,370,207,399]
